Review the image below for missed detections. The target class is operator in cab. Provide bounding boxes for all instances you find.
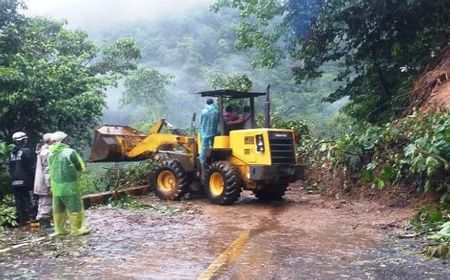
[224,105,251,134]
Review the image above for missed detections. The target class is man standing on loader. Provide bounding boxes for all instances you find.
[199,98,219,181]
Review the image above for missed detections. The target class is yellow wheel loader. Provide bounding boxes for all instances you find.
[90,88,305,205]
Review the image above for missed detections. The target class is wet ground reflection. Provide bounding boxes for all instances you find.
[0,192,448,280]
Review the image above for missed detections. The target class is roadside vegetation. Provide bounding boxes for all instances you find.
[412,205,450,258]
[312,112,449,199]
[0,141,11,199]
[80,160,157,195]
[0,195,17,230]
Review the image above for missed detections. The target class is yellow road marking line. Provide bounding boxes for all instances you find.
[0,233,57,254]
[197,229,251,280]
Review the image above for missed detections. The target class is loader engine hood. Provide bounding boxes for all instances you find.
[227,128,297,165]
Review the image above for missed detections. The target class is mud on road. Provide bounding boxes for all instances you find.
[0,187,449,280]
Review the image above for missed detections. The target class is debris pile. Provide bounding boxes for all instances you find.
[407,46,450,114]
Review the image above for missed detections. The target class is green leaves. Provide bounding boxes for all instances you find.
[212,0,450,123]
[0,141,11,197]
[90,38,141,75]
[0,195,18,230]
[0,13,141,146]
[210,72,253,92]
[122,67,173,122]
[211,0,286,69]
[210,72,253,109]
[411,205,450,258]
[328,112,449,197]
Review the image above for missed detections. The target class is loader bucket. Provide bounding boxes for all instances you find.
[90,125,148,162]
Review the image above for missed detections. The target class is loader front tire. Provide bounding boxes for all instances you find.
[206,161,242,205]
[152,160,189,201]
[253,184,288,201]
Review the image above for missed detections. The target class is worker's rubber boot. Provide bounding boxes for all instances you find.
[39,218,52,229]
[53,212,69,235]
[30,219,40,228]
[69,212,89,236]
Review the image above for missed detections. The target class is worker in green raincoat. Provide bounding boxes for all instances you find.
[48,131,88,235]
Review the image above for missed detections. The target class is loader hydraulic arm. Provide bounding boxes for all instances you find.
[90,119,197,163]
[126,119,196,159]
[126,133,195,158]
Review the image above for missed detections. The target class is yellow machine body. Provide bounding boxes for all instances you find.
[91,119,301,186]
[90,88,305,204]
[91,119,196,163]
[207,128,301,190]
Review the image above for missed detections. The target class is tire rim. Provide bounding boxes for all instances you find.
[157,170,176,192]
[209,172,224,196]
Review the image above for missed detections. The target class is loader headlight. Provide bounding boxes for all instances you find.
[255,134,264,152]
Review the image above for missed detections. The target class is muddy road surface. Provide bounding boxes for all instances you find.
[0,188,449,279]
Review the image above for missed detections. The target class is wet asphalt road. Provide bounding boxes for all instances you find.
[0,189,449,280]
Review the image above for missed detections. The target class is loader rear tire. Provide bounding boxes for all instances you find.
[206,161,242,205]
[253,184,288,201]
[152,160,189,201]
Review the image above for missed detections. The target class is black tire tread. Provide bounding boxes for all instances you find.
[207,161,242,205]
[152,160,189,201]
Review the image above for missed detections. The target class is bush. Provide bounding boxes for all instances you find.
[0,195,17,230]
[412,204,450,258]
[0,141,12,199]
[115,160,157,189]
[80,160,157,195]
[367,112,448,196]
[322,111,449,200]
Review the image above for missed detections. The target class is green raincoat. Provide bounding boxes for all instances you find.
[48,143,87,235]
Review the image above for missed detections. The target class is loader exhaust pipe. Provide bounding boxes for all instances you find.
[264,84,271,128]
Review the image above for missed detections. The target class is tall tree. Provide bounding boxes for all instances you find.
[0,5,141,145]
[210,72,253,92]
[122,67,173,122]
[0,0,26,106]
[212,0,450,123]
[210,72,253,109]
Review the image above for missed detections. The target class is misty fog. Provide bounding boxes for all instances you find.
[25,0,344,131]
[25,0,214,29]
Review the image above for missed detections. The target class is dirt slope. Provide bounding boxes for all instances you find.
[408,46,450,114]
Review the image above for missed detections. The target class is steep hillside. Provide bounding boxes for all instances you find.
[408,46,450,114]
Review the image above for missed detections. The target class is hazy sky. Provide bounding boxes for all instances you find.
[25,0,214,29]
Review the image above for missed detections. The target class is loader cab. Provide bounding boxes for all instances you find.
[196,89,266,136]
[193,88,304,205]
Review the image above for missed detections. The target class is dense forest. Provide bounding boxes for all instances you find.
[92,8,343,130]
[0,0,449,252]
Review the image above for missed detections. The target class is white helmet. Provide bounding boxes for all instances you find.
[12,131,28,141]
[42,133,53,143]
[51,131,68,143]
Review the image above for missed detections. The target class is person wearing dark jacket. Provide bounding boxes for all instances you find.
[9,131,36,225]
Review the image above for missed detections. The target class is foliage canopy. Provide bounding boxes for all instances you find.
[212,0,450,123]
[122,67,173,122]
[0,1,141,145]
